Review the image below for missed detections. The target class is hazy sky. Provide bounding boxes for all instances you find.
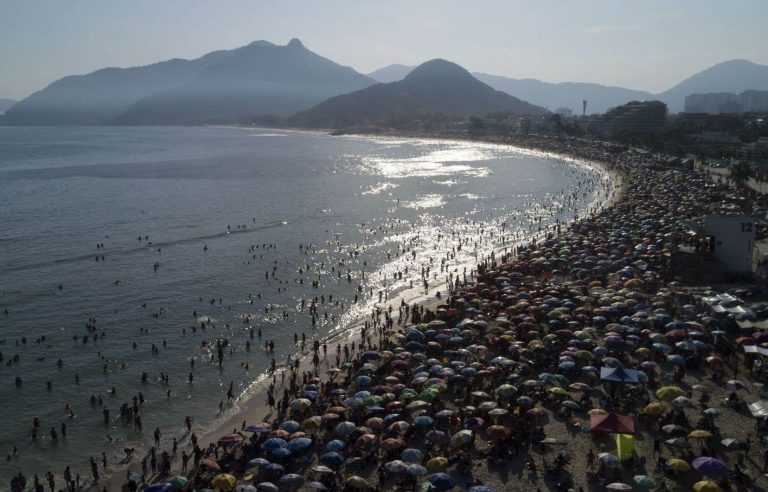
[2,0,767,100]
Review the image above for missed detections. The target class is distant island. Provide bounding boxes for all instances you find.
[0,98,16,115]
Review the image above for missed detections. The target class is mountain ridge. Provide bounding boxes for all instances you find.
[293,59,547,128]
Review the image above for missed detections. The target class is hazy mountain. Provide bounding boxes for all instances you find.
[294,59,547,128]
[0,52,232,125]
[114,39,376,125]
[367,64,414,83]
[472,74,652,115]
[0,98,17,114]
[1,39,375,126]
[657,59,768,112]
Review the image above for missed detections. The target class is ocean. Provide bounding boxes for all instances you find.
[0,126,609,485]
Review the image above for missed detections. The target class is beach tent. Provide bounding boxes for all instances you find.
[600,366,640,384]
[590,412,635,434]
[615,433,635,461]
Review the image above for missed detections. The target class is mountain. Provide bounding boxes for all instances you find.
[1,39,376,126]
[0,51,232,125]
[294,59,547,128]
[0,98,17,114]
[367,64,414,83]
[114,39,376,125]
[657,59,768,112]
[472,74,652,115]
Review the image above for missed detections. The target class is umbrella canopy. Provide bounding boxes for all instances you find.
[600,366,640,384]
[590,412,635,434]
[667,458,692,472]
[693,480,723,492]
[427,473,456,491]
[632,475,657,488]
[691,457,728,478]
[211,474,237,490]
[656,386,685,401]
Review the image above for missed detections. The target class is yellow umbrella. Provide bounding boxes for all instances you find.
[345,476,369,489]
[426,456,448,471]
[688,430,713,439]
[211,473,237,490]
[642,402,666,415]
[667,458,692,472]
[301,416,322,430]
[548,387,568,396]
[656,386,685,401]
[693,480,723,492]
[588,408,608,416]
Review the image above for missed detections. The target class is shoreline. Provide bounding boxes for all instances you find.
[100,130,627,491]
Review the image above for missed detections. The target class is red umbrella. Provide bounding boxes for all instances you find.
[589,413,635,435]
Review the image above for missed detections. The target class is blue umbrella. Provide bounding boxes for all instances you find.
[401,448,423,463]
[249,457,271,467]
[244,425,271,434]
[256,483,279,492]
[414,416,434,426]
[320,452,345,468]
[280,420,300,433]
[559,361,576,371]
[325,439,345,452]
[329,388,347,396]
[143,484,172,492]
[263,463,284,474]
[356,376,372,386]
[406,464,428,476]
[261,438,287,450]
[286,437,312,452]
[468,487,495,492]
[428,473,456,490]
[666,355,685,366]
[270,447,292,459]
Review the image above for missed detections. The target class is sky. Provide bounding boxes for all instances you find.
[2,0,767,100]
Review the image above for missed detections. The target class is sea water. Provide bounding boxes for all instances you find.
[0,126,609,484]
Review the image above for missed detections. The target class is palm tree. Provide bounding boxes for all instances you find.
[729,160,754,188]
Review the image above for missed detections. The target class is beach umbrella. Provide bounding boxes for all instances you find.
[632,475,657,488]
[319,452,345,468]
[426,456,449,471]
[249,457,270,467]
[597,453,619,465]
[286,437,312,452]
[656,386,685,401]
[671,396,692,408]
[261,438,287,451]
[725,379,746,391]
[642,402,666,415]
[406,464,428,476]
[199,458,221,471]
[451,430,473,447]
[211,474,237,490]
[703,408,720,417]
[662,424,687,436]
[427,473,456,491]
[692,457,727,478]
[234,486,257,492]
[255,484,279,492]
[693,480,723,492]
[289,398,311,412]
[143,485,172,492]
[721,438,748,450]
[606,483,632,491]
[218,433,244,445]
[401,448,424,463]
[277,473,304,490]
[665,438,691,449]
[385,460,408,473]
[426,430,447,443]
[243,425,271,434]
[688,430,713,439]
[345,476,368,489]
[666,458,691,472]
[269,447,292,459]
[381,437,406,450]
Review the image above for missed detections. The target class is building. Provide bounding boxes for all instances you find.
[597,100,667,136]
[703,215,756,273]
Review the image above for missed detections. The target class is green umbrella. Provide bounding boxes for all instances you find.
[633,475,657,488]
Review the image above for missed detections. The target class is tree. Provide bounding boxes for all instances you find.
[729,160,754,188]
